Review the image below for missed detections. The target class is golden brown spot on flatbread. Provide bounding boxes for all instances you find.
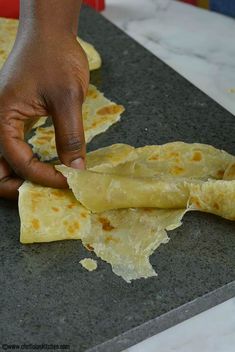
[81,212,88,218]
[68,226,75,235]
[51,190,64,198]
[38,136,53,142]
[32,218,40,230]
[170,166,185,175]
[67,221,80,235]
[191,197,201,209]
[37,128,54,136]
[36,140,45,145]
[98,217,115,231]
[148,154,159,161]
[91,121,98,128]
[67,203,77,209]
[143,208,154,212]
[52,207,59,212]
[85,244,94,251]
[192,151,202,162]
[32,191,43,198]
[225,164,235,180]
[168,152,179,158]
[97,104,123,115]
[91,116,109,128]
[105,236,118,244]
[217,169,225,179]
[213,202,220,210]
[73,221,80,230]
[87,89,98,99]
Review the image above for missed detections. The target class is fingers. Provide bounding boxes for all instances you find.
[51,86,86,169]
[0,176,23,200]
[0,156,23,199]
[0,120,67,188]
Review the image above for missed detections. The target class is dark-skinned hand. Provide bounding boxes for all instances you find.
[0,20,89,199]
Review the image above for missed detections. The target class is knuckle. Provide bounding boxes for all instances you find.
[57,132,84,154]
[53,83,84,106]
[12,156,34,180]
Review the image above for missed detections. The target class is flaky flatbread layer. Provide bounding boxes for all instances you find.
[57,142,235,219]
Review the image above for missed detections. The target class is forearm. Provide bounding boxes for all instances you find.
[19,0,82,36]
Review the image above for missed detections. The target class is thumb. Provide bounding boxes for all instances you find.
[51,88,86,169]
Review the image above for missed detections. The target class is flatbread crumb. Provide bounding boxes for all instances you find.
[79,258,97,271]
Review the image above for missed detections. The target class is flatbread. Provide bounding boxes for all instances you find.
[19,142,235,282]
[78,38,101,71]
[19,182,90,244]
[189,180,235,220]
[57,142,235,218]
[58,167,191,212]
[0,17,16,67]
[32,116,48,129]
[0,17,101,71]
[86,142,232,178]
[29,85,125,161]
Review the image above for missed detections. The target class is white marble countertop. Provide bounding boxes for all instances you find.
[102,1,235,351]
[103,0,235,116]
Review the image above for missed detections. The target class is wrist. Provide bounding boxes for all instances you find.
[18,0,82,37]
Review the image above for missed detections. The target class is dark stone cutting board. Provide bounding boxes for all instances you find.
[0,6,234,352]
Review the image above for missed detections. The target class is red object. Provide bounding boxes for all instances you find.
[83,0,105,11]
[0,0,105,19]
[0,0,19,19]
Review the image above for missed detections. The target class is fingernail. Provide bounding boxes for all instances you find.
[70,158,85,170]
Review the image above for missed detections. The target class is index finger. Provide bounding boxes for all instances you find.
[0,119,67,188]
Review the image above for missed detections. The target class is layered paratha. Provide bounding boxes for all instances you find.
[19,142,235,282]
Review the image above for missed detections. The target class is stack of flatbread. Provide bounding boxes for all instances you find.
[2,17,235,283]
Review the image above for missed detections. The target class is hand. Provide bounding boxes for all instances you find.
[0,29,89,199]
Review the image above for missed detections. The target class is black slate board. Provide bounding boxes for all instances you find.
[1,6,235,352]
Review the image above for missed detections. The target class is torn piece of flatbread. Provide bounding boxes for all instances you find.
[79,258,97,271]
[29,84,125,161]
[19,182,90,244]
[82,208,186,282]
[0,17,101,71]
[57,142,235,217]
